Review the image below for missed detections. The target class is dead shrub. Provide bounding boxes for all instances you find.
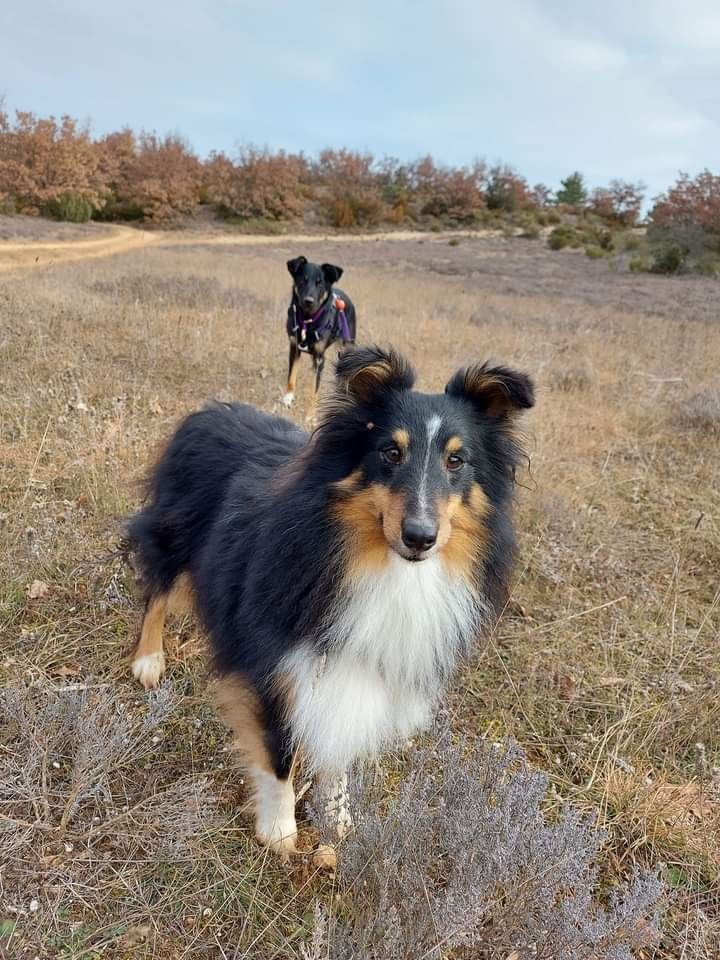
[549,365,593,392]
[678,384,720,434]
[306,734,664,960]
[0,680,216,952]
[90,272,266,312]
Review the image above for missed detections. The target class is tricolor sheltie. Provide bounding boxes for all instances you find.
[126,346,534,865]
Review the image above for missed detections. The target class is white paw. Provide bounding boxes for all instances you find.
[281,392,295,408]
[131,652,165,690]
[256,820,298,860]
[253,767,298,858]
[312,843,337,871]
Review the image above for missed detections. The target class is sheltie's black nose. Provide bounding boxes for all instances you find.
[303,296,315,307]
[401,518,438,553]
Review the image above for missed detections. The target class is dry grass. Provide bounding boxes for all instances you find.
[1,232,719,957]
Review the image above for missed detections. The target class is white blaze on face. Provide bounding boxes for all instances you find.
[417,414,443,518]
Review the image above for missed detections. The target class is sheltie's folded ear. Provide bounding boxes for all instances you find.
[335,345,415,403]
[445,362,534,417]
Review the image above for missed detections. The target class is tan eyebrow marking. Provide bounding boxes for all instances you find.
[392,428,410,450]
[445,436,463,455]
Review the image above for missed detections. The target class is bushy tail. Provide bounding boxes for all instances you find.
[125,402,254,597]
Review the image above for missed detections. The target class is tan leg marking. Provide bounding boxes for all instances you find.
[286,352,300,392]
[131,593,168,689]
[131,575,194,689]
[216,675,298,857]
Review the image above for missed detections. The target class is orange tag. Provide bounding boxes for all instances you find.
[335,298,345,310]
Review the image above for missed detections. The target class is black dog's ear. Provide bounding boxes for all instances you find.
[445,362,534,417]
[287,256,307,276]
[321,263,343,284]
[336,345,415,403]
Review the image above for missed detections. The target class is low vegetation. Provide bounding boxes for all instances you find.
[1,233,718,957]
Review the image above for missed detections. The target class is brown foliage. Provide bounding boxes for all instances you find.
[485,164,531,213]
[409,155,487,222]
[651,170,720,233]
[589,179,645,227]
[206,147,308,221]
[1,102,718,239]
[313,149,386,227]
[102,131,202,222]
[0,109,107,215]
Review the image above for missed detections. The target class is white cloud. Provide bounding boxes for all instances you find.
[2,0,719,197]
[562,41,628,71]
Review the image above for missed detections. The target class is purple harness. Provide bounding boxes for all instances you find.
[293,293,351,351]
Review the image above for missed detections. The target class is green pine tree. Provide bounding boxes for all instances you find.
[556,172,587,206]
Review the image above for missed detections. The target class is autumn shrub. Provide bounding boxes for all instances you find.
[206,147,307,222]
[0,109,107,217]
[310,149,386,227]
[400,155,487,225]
[651,170,720,234]
[485,165,531,213]
[648,171,720,274]
[588,180,645,227]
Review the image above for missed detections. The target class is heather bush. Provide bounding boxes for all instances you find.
[678,384,720,433]
[693,252,720,276]
[0,680,218,953]
[548,224,580,249]
[519,219,541,239]
[629,255,650,273]
[650,243,687,275]
[585,243,605,259]
[306,733,664,959]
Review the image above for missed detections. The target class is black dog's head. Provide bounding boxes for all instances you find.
[287,256,343,316]
[318,346,535,567]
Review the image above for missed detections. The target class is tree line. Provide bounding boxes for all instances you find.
[1,106,719,273]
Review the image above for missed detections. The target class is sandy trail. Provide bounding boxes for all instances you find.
[0,224,489,272]
[0,224,159,272]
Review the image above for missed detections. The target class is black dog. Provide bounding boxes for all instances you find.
[127,345,534,864]
[283,256,356,408]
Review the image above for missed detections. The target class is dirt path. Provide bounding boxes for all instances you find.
[0,224,158,272]
[0,224,490,272]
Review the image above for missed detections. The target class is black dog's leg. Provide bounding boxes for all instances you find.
[307,348,326,421]
[312,351,326,396]
[283,338,301,407]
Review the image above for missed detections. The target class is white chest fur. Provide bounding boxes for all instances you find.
[281,553,484,775]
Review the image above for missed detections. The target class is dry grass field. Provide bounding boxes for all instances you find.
[1,229,719,958]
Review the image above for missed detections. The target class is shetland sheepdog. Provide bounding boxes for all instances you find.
[126,345,534,864]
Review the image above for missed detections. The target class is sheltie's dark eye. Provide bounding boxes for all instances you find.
[381,446,403,465]
[446,454,464,472]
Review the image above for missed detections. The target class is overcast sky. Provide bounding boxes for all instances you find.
[3,0,719,199]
